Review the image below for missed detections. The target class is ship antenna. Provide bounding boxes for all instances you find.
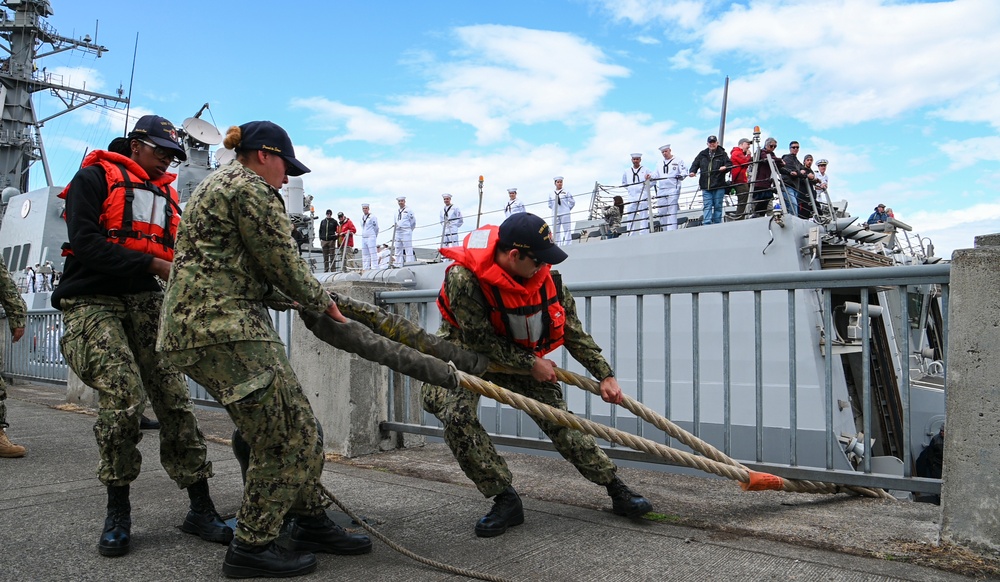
[123,32,139,136]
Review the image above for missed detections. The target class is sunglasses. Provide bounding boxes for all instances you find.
[520,251,543,267]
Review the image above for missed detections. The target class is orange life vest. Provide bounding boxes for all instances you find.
[437,226,565,356]
[59,150,181,261]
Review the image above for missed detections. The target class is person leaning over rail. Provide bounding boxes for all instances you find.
[0,254,26,458]
[423,212,653,538]
[52,115,233,558]
[156,121,371,579]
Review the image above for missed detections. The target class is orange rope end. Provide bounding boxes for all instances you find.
[740,470,784,492]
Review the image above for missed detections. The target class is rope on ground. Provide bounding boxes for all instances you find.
[318,486,513,582]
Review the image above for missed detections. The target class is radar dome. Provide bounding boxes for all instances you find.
[1,187,20,204]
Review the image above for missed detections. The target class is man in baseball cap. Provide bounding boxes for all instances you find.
[498,212,568,265]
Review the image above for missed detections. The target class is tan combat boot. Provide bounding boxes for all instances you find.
[0,428,26,458]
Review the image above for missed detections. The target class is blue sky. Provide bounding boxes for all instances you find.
[27,0,999,257]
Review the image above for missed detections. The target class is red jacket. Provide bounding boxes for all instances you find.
[337,218,357,247]
[58,150,180,261]
[730,146,752,184]
[438,226,565,356]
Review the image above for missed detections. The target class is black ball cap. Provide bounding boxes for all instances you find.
[498,213,568,265]
[238,120,310,176]
[128,115,187,162]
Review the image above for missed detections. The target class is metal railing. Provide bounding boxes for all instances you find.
[2,308,67,384]
[377,264,950,494]
[0,307,294,410]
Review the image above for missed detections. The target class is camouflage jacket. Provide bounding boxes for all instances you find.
[439,266,613,380]
[0,256,26,330]
[157,160,328,351]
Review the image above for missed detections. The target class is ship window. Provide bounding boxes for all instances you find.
[9,245,20,272]
[1,246,9,266]
[19,243,29,270]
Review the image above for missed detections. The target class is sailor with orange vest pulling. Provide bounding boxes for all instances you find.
[423,212,652,538]
[52,115,231,558]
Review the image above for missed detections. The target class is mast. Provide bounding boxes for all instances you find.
[717,75,729,147]
[0,0,128,192]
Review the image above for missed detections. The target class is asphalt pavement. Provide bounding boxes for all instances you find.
[1,381,994,581]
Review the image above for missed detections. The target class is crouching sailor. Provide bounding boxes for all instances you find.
[423,212,653,537]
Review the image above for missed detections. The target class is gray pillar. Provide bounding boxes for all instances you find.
[292,280,424,457]
[65,369,98,408]
[940,233,1000,554]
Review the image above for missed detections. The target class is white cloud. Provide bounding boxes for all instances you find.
[599,0,1000,130]
[635,35,660,45]
[47,66,107,93]
[388,25,630,144]
[938,136,1000,169]
[290,97,409,145]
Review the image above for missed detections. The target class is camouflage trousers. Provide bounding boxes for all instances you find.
[163,340,328,546]
[59,293,212,488]
[422,371,617,498]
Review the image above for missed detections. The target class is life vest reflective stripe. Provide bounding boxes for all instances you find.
[437,226,565,357]
[58,150,181,261]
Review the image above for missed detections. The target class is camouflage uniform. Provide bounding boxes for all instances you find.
[59,292,212,487]
[158,160,332,546]
[53,158,213,488]
[0,255,27,429]
[422,265,617,498]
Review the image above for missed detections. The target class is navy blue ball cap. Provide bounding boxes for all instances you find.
[128,115,187,162]
[238,120,310,176]
[498,212,568,265]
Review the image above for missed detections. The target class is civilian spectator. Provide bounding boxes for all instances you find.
[867,204,890,224]
[780,141,810,217]
[728,138,752,219]
[688,135,732,226]
[318,209,338,272]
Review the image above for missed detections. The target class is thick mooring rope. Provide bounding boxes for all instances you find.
[486,364,891,499]
[458,370,892,499]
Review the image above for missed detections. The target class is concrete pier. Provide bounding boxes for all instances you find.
[940,233,1000,554]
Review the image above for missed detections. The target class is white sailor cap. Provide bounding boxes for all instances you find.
[361,203,370,208]
[630,152,642,158]
[553,176,563,182]
[507,188,517,193]
[442,193,452,199]
[658,144,670,152]
[396,196,406,201]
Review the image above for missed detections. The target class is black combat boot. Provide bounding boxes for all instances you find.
[181,479,234,544]
[474,486,524,538]
[287,512,372,555]
[222,539,317,579]
[98,485,131,557]
[606,476,653,517]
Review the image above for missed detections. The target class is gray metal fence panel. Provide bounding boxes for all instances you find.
[377,264,950,494]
